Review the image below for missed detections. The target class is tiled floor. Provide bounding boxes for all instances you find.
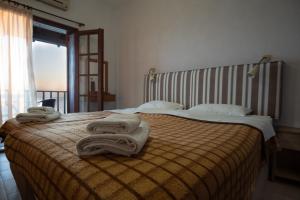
[0,153,21,200]
[253,164,300,200]
[0,151,299,200]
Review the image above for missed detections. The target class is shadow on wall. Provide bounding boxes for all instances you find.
[280,62,300,128]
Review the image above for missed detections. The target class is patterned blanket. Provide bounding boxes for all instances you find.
[1,112,262,200]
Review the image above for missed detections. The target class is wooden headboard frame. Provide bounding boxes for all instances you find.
[144,61,283,119]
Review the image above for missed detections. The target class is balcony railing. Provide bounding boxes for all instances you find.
[36,90,68,114]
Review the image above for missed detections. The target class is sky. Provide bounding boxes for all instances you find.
[32,41,67,91]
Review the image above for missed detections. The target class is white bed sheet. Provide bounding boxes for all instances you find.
[109,108,275,141]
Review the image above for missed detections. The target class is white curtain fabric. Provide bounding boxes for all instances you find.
[0,4,36,124]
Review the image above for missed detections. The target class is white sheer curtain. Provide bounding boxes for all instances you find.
[0,4,36,124]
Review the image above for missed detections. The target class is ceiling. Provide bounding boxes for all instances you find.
[102,0,131,8]
[33,21,67,34]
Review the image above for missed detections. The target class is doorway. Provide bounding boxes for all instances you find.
[32,17,104,113]
[32,16,76,113]
[32,41,68,113]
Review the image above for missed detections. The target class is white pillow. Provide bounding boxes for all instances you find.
[188,104,252,116]
[137,101,184,111]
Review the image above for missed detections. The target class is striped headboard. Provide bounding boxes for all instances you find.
[144,61,282,119]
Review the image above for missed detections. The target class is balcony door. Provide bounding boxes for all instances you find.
[67,29,104,113]
[32,17,104,113]
[78,29,104,112]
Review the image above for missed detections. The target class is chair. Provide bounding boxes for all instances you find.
[40,99,56,108]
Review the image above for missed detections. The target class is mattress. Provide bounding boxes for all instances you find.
[1,111,263,200]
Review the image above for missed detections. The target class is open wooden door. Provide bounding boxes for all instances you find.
[67,29,104,112]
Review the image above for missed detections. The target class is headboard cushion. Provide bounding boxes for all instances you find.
[144,61,282,119]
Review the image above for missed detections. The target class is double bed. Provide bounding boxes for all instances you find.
[0,61,282,200]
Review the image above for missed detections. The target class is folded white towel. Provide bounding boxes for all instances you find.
[77,121,150,157]
[16,112,61,123]
[86,113,141,134]
[27,106,55,114]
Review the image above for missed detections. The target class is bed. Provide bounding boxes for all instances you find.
[0,61,282,200]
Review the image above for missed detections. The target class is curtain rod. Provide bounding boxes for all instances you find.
[2,0,85,27]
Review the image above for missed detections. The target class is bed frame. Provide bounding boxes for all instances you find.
[144,61,283,119]
[11,61,283,200]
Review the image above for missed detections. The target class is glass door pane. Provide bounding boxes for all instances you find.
[89,55,98,74]
[89,34,98,54]
[79,56,88,74]
[79,35,88,54]
[90,76,98,92]
[79,96,88,112]
[89,76,98,112]
[79,76,88,95]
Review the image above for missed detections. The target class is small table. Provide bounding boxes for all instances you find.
[270,126,300,182]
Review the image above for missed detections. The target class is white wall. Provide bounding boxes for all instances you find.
[13,0,300,127]
[16,0,117,95]
[114,0,300,128]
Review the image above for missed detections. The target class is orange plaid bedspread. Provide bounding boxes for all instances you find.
[0,112,262,200]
